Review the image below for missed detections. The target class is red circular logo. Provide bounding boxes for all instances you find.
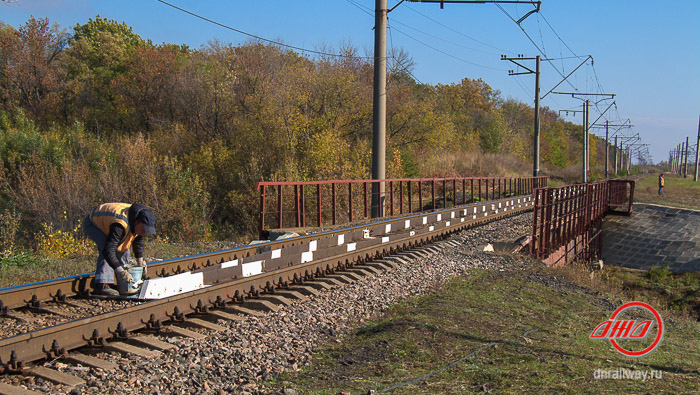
[589,301,664,358]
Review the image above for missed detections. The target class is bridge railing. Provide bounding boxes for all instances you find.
[530,179,635,266]
[256,176,548,235]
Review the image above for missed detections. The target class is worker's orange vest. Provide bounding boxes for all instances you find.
[90,203,137,253]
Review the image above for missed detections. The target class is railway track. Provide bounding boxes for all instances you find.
[0,194,534,393]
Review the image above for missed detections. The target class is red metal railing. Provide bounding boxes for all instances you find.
[530,179,635,266]
[257,176,548,234]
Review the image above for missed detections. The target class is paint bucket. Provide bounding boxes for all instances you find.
[128,266,144,284]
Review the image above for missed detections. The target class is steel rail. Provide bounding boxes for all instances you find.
[0,192,538,312]
[0,195,535,370]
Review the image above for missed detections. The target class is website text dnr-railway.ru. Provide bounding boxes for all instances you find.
[593,368,662,381]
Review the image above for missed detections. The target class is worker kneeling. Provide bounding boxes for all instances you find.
[84,203,156,296]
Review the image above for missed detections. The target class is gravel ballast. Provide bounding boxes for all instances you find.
[1,212,533,394]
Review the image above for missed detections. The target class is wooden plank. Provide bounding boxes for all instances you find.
[0,382,42,395]
[105,341,162,358]
[286,285,320,297]
[205,309,245,321]
[270,289,307,301]
[65,353,117,371]
[257,294,293,306]
[183,317,226,332]
[223,305,266,317]
[129,336,178,352]
[29,366,85,387]
[238,299,280,313]
[160,325,206,340]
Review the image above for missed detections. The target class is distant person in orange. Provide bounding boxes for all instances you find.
[658,173,664,195]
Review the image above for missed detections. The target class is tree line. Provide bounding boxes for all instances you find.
[0,16,603,248]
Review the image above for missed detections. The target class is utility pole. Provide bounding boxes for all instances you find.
[695,115,699,181]
[604,120,609,178]
[553,92,614,183]
[371,0,387,218]
[680,141,685,176]
[614,135,618,174]
[501,54,540,176]
[684,136,689,178]
[584,100,589,182]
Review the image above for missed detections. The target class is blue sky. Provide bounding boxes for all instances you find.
[2,0,699,164]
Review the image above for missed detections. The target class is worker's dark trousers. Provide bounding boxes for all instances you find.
[83,216,130,285]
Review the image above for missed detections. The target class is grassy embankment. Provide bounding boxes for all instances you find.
[634,173,700,210]
[271,257,700,394]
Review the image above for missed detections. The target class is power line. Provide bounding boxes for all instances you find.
[155,0,370,59]
[403,3,518,55]
[389,25,506,71]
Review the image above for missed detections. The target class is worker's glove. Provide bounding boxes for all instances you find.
[137,258,147,276]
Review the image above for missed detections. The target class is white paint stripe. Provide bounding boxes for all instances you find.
[437,214,442,221]
[446,221,451,227]
[423,217,427,224]
[461,218,465,222]
[347,243,356,252]
[271,249,281,259]
[382,236,389,243]
[221,259,238,269]
[405,220,410,228]
[242,260,264,277]
[139,272,207,300]
[309,240,317,252]
[429,226,434,231]
[385,224,392,233]
[337,234,344,245]
[301,251,313,263]
[451,212,455,218]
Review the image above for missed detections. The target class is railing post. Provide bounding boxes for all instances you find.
[317,184,322,227]
[348,182,353,223]
[390,180,395,216]
[300,184,306,227]
[364,182,368,219]
[419,180,423,211]
[259,185,266,237]
[295,185,300,228]
[432,180,436,210]
[399,181,404,214]
[408,181,413,213]
[332,183,337,225]
[278,185,283,229]
[478,179,482,202]
[470,178,474,203]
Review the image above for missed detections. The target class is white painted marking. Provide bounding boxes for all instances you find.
[271,249,281,259]
[347,243,356,252]
[301,251,313,263]
[473,207,477,214]
[473,215,476,219]
[337,234,344,245]
[437,214,442,221]
[518,199,521,203]
[242,261,263,277]
[221,259,238,269]
[499,203,502,208]
[446,221,451,227]
[461,218,465,222]
[484,213,488,217]
[409,230,415,236]
[309,240,317,252]
[382,236,390,243]
[429,226,434,231]
[495,210,499,214]
[385,224,392,233]
[423,217,427,225]
[482,206,486,212]
[463,209,467,215]
[139,272,207,300]
[405,220,410,228]
[450,212,455,218]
